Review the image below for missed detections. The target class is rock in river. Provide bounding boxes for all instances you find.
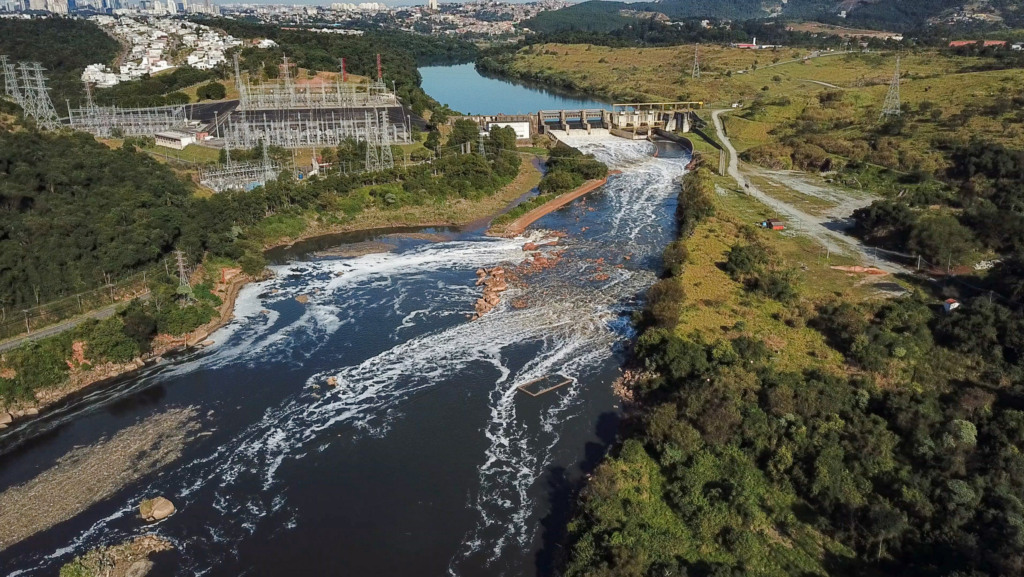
[140,497,176,522]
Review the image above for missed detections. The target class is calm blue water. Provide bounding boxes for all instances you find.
[419,63,610,115]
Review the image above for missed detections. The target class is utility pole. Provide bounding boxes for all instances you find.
[879,56,901,121]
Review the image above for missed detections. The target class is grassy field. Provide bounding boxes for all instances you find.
[674,168,900,374]
[510,44,1024,175]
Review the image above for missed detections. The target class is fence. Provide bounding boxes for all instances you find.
[0,259,170,342]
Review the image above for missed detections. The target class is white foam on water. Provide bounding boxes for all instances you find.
[448,135,690,574]
[10,136,688,576]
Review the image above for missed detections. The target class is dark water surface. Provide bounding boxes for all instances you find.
[418,63,610,115]
[0,131,687,576]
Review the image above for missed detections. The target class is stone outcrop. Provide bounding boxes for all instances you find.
[139,497,175,522]
[472,267,509,320]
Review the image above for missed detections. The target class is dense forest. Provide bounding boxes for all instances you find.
[0,122,521,312]
[850,139,1024,269]
[564,163,1024,577]
[0,17,119,107]
[0,115,523,403]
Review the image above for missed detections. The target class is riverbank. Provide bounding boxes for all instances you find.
[264,155,544,251]
[488,170,620,237]
[0,154,545,430]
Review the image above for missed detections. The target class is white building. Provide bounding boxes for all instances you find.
[154,130,196,150]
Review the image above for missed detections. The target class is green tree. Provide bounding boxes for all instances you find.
[449,119,481,148]
[196,81,227,101]
[488,125,517,152]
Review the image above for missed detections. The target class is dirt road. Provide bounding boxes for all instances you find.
[710,109,909,273]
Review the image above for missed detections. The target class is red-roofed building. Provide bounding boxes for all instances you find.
[949,40,1007,47]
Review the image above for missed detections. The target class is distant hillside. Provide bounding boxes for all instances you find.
[525,0,1024,34]
[524,0,767,33]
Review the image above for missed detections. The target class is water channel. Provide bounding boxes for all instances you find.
[0,65,687,577]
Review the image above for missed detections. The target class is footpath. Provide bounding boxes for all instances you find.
[495,171,621,236]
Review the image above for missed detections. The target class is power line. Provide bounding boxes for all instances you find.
[880,55,901,121]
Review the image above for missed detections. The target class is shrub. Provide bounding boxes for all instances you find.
[646,277,686,328]
[724,243,769,281]
[662,240,689,276]
[196,81,226,101]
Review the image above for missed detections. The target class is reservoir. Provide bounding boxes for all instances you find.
[0,78,687,575]
[419,62,610,115]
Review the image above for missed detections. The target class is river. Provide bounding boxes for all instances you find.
[0,67,687,577]
[419,63,610,115]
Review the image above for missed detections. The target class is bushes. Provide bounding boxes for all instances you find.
[646,278,686,328]
[724,243,769,280]
[741,143,794,170]
[677,167,715,236]
[662,240,688,276]
[907,212,977,265]
[537,144,608,195]
[538,170,581,194]
[76,317,140,364]
[724,241,796,302]
[196,81,226,101]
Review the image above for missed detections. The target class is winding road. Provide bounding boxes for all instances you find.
[710,109,908,273]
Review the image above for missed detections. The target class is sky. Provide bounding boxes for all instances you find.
[220,0,570,7]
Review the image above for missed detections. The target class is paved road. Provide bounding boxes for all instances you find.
[710,109,909,274]
[0,293,148,354]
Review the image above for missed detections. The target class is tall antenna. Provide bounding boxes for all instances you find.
[880,56,901,121]
[692,44,700,79]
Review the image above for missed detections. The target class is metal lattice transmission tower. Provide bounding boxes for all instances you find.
[692,45,700,79]
[880,56,901,121]
[364,111,381,172]
[17,62,60,130]
[199,141,279,193]
[174,250,191,287]
[378,110,394,170]
[0,55,24,107]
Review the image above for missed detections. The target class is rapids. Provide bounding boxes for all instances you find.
[0,135,689,577]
